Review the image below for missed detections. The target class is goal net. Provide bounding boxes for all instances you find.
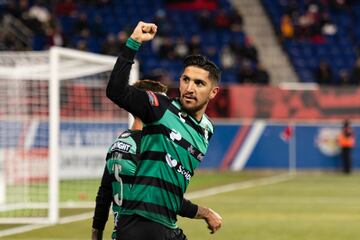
[0,47,138,224]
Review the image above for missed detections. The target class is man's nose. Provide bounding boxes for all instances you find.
[186,81,194,92]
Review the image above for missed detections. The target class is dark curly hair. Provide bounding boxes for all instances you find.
[132,79,168,94]
[183,55,221,83]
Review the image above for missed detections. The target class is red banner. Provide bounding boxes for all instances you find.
[7,81,359,120]
[226,85,360,120]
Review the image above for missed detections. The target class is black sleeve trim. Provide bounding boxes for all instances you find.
[178,198,198,218]
[120,45,137,62]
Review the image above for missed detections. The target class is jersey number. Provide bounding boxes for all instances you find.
[113,164,123,206]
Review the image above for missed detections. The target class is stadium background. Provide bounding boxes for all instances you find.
[0,0,360,239]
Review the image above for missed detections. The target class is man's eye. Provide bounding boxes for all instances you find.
[195,81,204,86]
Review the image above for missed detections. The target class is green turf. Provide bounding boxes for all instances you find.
[1,171,360,240]
[0,225,24,231]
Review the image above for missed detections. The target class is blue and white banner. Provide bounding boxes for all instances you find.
[1,120,359,178]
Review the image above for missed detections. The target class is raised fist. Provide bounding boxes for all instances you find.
[130,21,158,43]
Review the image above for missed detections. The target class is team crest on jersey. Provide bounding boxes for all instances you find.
[146,91,159,106]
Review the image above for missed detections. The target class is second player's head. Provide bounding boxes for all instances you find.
[130,80,167,130]
[132,79,168,94]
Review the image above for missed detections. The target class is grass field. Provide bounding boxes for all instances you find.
[0,171,359,240]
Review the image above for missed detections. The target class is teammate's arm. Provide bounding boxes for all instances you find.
[92,166,113,240]
[91,228,103,240]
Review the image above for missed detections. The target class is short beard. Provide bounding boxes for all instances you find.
[180,97,208,117]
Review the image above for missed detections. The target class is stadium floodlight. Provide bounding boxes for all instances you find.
[0,47,138,224]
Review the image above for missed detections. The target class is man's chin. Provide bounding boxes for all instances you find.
[180,100,196,112]
[181,103,195,112]
[181,97,208,112]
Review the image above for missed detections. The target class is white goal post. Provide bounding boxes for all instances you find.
[0,47,139,224]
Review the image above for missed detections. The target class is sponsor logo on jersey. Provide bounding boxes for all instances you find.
[165,153,178,167]
[170,129,182,141]
[165,153,191,180]
[146,91,159,106]
[111,141,131,152]
[177,165,191,181]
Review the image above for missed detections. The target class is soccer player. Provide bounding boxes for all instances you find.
[106,21,222,240]
[92,80,220,240]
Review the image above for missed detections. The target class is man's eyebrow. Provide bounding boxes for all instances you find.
[181,74,206,83]
[194,78,206,83]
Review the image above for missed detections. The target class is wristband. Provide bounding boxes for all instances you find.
[126,38,141,51]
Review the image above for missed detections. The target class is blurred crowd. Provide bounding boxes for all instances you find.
[314,58,360,85]
[0,0,270,86]
[1,0,118,51]
[146,8,269,86]
[279,0,348,43]
[275,0,360,85]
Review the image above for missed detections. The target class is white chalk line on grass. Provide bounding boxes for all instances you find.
[0,224,52,239]
[0,173,293,238]
[58,211,94,224]
[185,173,294,200]
[0,212,94,238]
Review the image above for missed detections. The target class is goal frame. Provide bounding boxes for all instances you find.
[0,47,139,224]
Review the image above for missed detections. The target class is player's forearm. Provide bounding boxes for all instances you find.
[106,44,136,105]
[106,42,154,121]
[194,205,210,219]
[107,21,156,106]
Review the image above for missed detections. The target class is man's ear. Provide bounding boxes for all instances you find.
[209,86,219,100]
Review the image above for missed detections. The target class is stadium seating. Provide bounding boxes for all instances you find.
[261,0,359,83]
[0,0,261,84]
